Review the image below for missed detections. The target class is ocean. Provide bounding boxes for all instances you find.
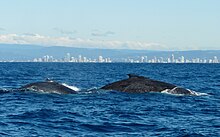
[0,63,219,137]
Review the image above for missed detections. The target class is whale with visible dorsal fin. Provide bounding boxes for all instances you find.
[101,74,196,95]
[20,79,77,94]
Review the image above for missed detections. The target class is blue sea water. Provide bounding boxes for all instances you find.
[0,63,219,137]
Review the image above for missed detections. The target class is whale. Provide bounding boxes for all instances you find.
[101,74,197,95]
[20,79,78,94]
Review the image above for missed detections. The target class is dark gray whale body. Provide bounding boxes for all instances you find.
[101,74,196,95]
[21,80,77,94]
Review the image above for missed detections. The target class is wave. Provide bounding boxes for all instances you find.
[7,108,57,119]
[161,88,208,96]
[0,88,11,93]
[61,83,80,92]
[192,91,209,96]
[77,87,108,94]
[0,85,209,96]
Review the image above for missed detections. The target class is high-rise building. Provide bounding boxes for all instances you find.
[83,57,87,62]
[43,55,50,62]
[78,55,82,62]
[65,53,71,62]
[154,56,157,63]
[181,56,185,63]
[171,54,175,63]
[167,58,171,63]
[160,57,164,63]
[213,56,219,63]
[140,56,145,63]
[144,56,148,63]
[98,56,103,63]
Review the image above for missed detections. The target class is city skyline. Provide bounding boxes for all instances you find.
[33,53,220,63]
[1,53,218,64]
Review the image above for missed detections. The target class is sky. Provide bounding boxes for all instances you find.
[0,0,219,50]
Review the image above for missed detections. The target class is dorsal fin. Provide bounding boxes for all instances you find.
[45,78,54,82]
[127,74,141,78]
[127,74,150,79]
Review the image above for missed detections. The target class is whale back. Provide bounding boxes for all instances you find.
[101,74,176,93]
[21,81,77,94]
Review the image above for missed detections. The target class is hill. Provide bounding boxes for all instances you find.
[0,44,219,61]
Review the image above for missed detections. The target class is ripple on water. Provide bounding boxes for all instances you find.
[0,63,219,136]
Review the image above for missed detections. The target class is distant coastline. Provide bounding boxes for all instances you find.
[0,44,219,63]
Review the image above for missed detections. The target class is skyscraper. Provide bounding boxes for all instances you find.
[181,56,185,63]
[213,56,219,63]
[98,56,103,63]
[171,54,175,63]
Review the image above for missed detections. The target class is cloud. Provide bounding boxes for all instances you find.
[0,33,166,50]
[91,31,115,37]
[53,28,77,35]
[22,33,39,36]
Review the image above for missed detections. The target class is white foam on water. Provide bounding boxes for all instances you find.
[62,83,81,91]
[161,88,208,96]
[160,89,184,96]
[161,89,171,94]
[190,90,209,96]
[33,89,62,94]
[184,89,209,96]
[0,88,9,92]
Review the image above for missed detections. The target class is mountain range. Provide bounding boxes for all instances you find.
[0,44,219,61]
